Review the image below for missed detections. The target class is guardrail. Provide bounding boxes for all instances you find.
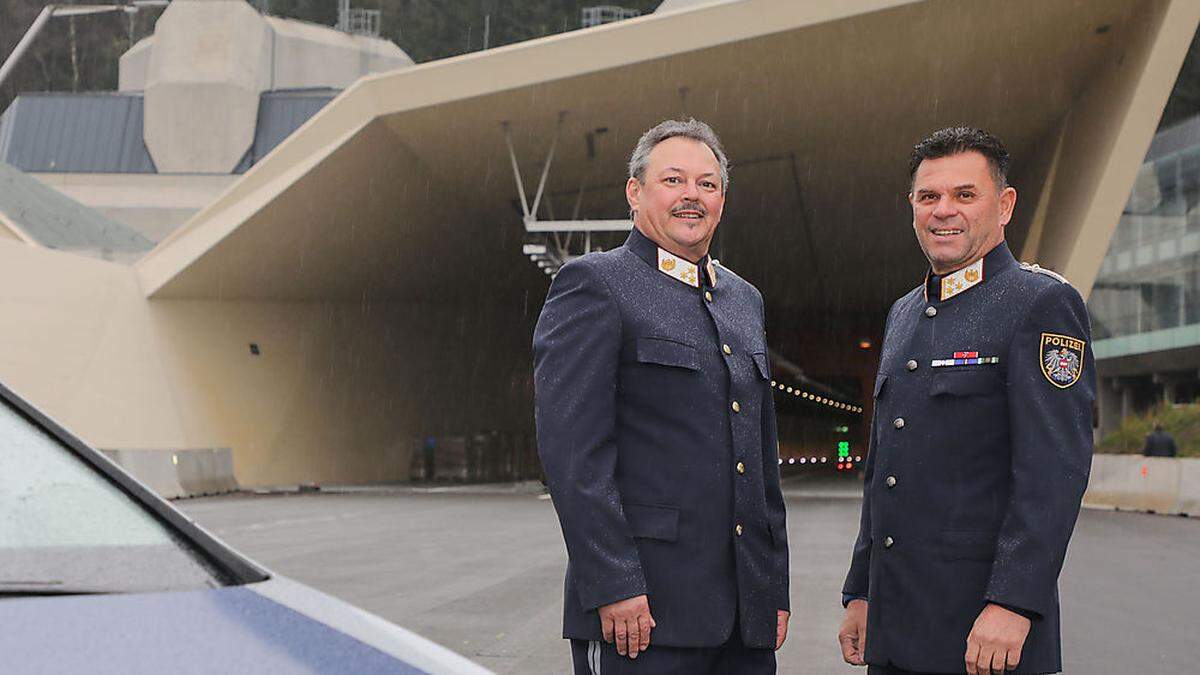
[100,448,238,499]
[1084,454,1199,517]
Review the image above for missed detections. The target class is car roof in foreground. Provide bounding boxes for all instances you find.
[0,380,493,674]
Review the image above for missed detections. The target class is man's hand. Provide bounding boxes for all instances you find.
[838,599,868,666]
[776,610,790,650]
[965,603,1031,674]
[599,595,656,659]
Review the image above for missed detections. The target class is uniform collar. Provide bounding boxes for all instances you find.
[923,241,1017,303]
[625,227,718,288]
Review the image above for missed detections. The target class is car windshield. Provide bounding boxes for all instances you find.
[0,402,228,595]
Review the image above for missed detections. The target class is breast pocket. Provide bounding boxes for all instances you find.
[635,336,699,371]
[929,369,1000,397]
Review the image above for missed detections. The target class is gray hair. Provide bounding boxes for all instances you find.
[628,118,730,192]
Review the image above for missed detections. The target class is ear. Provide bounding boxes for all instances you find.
[626,177,642,215]
[998,186,1017,227]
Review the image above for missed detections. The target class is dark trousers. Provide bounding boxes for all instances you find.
[868,665,1054,675]
[569,624,775,675]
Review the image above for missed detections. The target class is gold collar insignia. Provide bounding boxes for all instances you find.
[658,248,700,288]
[940,258,984,301]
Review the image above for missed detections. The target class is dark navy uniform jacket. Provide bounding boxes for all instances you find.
[534,227,790,650]
[843,242,1095,674]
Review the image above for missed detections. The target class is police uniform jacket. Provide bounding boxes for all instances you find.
[842,242,1095,674]
[534,227,790,650]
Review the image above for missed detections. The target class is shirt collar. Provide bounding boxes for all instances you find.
[923,241,1017,303]
[625,227,718,288]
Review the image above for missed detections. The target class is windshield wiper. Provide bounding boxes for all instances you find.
[0,580,114,597]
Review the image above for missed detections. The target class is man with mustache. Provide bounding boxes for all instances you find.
[534,119,790,674]
[838,127,1095,675]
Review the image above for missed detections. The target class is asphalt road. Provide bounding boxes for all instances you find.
[179,482,1199,674]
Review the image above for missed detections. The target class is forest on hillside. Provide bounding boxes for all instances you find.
[0,0,660,112]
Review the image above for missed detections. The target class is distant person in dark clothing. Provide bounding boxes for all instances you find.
[1142,424,1179,457]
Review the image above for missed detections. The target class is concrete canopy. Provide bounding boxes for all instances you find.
[136,0,1198,337]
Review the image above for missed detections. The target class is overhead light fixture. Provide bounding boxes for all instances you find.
[858,339,872,350]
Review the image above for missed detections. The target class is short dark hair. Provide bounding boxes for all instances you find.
[909,126,1010,190]
[629,118,730,192]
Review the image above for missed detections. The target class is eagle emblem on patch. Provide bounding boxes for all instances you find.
[1040,333,1085,388]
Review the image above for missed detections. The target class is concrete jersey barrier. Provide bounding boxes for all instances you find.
[1084,454,1198,517]
[100,448,238,499]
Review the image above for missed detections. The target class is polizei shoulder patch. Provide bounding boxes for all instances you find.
[1040,333,1085,388]
[1019,261,1069,284]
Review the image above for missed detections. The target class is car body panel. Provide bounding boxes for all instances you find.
[0,577,491,674]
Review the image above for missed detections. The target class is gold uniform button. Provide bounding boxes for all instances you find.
[705,291,713,303]
[906,359,918,371]
[885,475,897,488]
[731,401,741,413]
[722,344,732,355]
[925,306,937,318]
[736,461,746,475]
[884,536,895,548]
[735,524,744,536]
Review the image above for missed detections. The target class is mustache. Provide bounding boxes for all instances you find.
[671,200,707,216]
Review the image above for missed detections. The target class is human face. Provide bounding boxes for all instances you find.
[626,136,725,262]
[910,151,1016,275]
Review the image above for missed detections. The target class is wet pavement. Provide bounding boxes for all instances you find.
[179,479,1199,674]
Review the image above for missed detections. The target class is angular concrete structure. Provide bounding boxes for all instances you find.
[139,0,412,174]
[0,0,1194,489]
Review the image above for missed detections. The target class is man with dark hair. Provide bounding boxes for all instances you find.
[535,118,790,674]
[1142,423,1179,457]
[837,126,1095,675]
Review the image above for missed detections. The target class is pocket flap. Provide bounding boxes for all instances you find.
[623,502,679,542]
[874,374,888,399]
[930,370,999,397]
[636,337,699,371]
[752,352,770,380]
[940,530,998,561]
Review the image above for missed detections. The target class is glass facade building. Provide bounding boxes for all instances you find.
[1090,117,1200,344]
[1088,115,1200,428]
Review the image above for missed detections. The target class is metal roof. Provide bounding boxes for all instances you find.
[0,160,153,255]
[0,89,338,175]
[0,93,155,173]
[237,89,339,172]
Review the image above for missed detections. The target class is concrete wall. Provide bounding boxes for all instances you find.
[1084,454,1200,516]
[143,0,272,173]
[118,36,154,92]
[266,17,413,90]
[32,173,237,244]
[0,239,533,489]
[133,0,412,174]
